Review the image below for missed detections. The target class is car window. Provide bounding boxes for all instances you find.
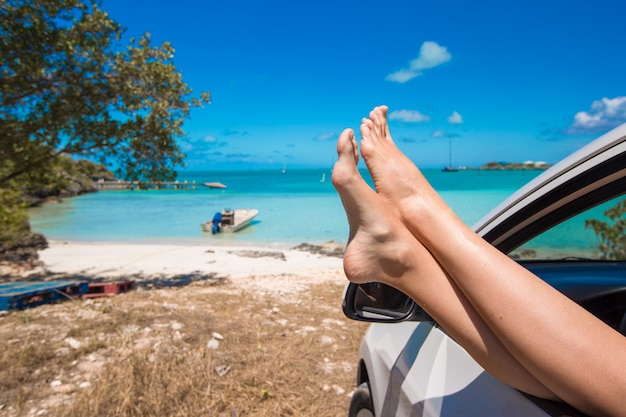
[509,194,626,260]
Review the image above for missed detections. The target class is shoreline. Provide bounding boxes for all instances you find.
[44,237,312,249]
[15,240,346,287]
[41,236,348,250]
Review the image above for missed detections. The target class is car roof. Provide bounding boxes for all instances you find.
[473,122,626,253]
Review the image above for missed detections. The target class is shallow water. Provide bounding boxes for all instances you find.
[28,169,541,246]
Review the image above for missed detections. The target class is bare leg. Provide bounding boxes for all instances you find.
[359,106,626,417]
[332,128,556,400]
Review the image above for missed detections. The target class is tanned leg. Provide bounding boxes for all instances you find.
[359,106,626,417]
[332,128,556,400]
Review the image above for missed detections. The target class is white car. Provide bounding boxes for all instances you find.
[343,122,626,417]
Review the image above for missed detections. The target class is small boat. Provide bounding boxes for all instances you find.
[320,172,326,183]
[204,182,228,189]
[201,209,259,234]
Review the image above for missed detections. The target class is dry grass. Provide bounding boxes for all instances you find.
[0,276,369,417]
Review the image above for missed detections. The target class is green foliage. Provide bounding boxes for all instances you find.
[21,155,114,203]
[0,0,210,262]
[585,199,626,260]
[0,154,114,261]
[0,0,210,185]
[0,177,47,265]
[0,184,30,244]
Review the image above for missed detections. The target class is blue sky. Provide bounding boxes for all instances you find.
[103,0,626,170]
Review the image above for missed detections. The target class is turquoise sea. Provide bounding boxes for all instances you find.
[27,169,543,247]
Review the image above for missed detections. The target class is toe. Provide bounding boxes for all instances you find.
[337,128,358,164]
[333,129,361,189]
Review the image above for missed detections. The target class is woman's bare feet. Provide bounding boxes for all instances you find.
[356,107,626,415]
[359,106,429,207]
[331,128,422,287]
[359,106,463,244]
[332,128,559,400]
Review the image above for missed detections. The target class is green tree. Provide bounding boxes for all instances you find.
[0,0,210,261]
[585,199,626,260]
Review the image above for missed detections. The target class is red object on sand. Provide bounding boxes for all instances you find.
[84,281,135,298]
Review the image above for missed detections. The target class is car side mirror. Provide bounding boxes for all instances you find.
[342,282,433,323]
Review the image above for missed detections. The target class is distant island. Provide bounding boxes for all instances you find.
[456,161,552,171]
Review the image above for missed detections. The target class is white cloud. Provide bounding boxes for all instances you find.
[431,130,460,139]
[570,96,626,133]
[388,109,430,123]
[180,135,217,151]
[447,111,463,125]
[314,132,336,141]
[386,70,419,84]
[386,41,452,84]
[411,42,452,70]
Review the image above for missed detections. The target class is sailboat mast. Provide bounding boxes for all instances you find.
[442,136,458,172]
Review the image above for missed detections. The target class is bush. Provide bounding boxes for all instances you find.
[585,199,626,260]
[0,157,113,266]
[0,187,48,265]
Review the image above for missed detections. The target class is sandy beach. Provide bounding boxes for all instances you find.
[0,240,365,416]
[23,239,348,294]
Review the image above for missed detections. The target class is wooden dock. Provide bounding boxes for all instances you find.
[96,179,198,190]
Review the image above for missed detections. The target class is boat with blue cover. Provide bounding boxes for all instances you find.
[201,208,259,234]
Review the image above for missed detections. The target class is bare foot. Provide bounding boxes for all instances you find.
[331,128,422,286]
[360,106,460,241]
[332,128,564,401]
[331,128,572,402]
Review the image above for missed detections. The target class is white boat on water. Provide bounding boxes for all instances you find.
[201,209,259,234]
[204,181,227,189]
